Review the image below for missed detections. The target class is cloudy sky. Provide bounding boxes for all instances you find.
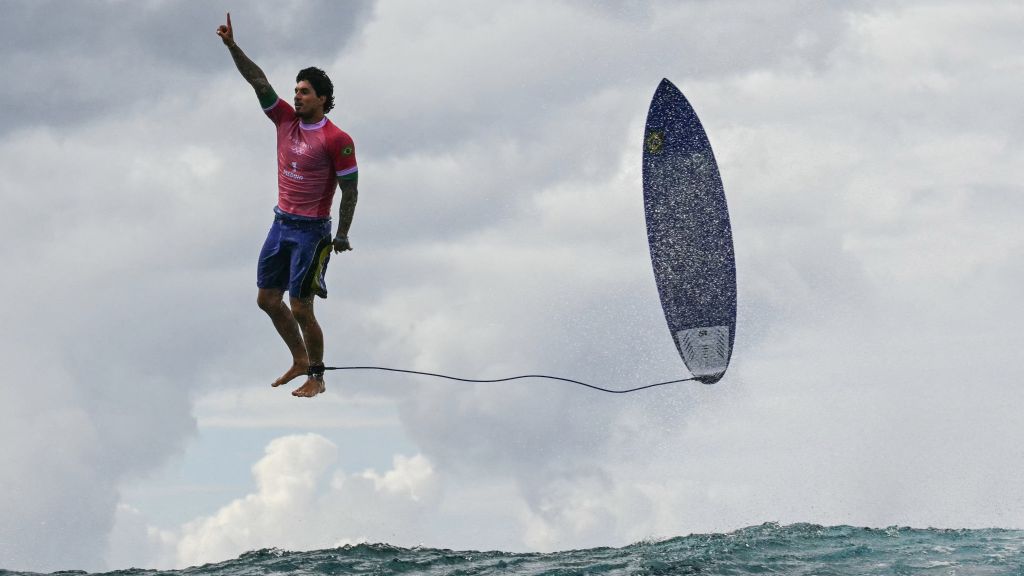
[2,0,1023,571]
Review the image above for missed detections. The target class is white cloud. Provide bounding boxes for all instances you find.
[159,434,439,567]
[360,453,437,502]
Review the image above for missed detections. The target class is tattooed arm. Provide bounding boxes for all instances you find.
[333,177,358,253]
[216,13,277,108]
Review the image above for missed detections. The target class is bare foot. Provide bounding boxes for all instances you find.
[292,376,326,398]
[272,362,309,387]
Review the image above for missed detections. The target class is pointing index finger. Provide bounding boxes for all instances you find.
[226,12,232,29]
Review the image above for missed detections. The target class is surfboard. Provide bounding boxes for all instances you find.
[642,78,737,384]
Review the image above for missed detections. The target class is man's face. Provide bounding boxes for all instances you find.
[294,80,325,119]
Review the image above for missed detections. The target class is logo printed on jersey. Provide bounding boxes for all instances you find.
[290,138,311,156]
[284,161,305,181]
[342,146,354,156]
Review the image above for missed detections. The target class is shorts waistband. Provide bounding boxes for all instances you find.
[273,206,331,225]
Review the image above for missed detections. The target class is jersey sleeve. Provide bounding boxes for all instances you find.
[264,98,296,126]
[331,130,358,181]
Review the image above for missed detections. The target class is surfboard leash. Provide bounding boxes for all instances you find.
[311,365,698,394]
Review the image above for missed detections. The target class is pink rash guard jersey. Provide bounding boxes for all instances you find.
[264,98,358,218]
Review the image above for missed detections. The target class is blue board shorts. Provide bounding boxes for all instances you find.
[257,207,333,299]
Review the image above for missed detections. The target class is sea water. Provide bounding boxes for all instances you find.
[4,523,1023,576]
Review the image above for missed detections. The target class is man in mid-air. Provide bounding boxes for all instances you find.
[217,13,358,398]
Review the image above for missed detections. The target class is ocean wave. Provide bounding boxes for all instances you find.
[5,523,1023,576]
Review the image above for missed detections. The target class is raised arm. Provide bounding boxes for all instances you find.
[216,13,277,108]
[333,177,358,253]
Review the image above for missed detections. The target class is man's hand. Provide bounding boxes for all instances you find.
[216,13,235,47]
[333,235,352,253]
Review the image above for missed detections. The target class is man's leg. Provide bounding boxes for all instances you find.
[289,295,326,397]
[257,288,310,386]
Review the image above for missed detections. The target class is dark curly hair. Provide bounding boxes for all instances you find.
[296,67,335,114]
